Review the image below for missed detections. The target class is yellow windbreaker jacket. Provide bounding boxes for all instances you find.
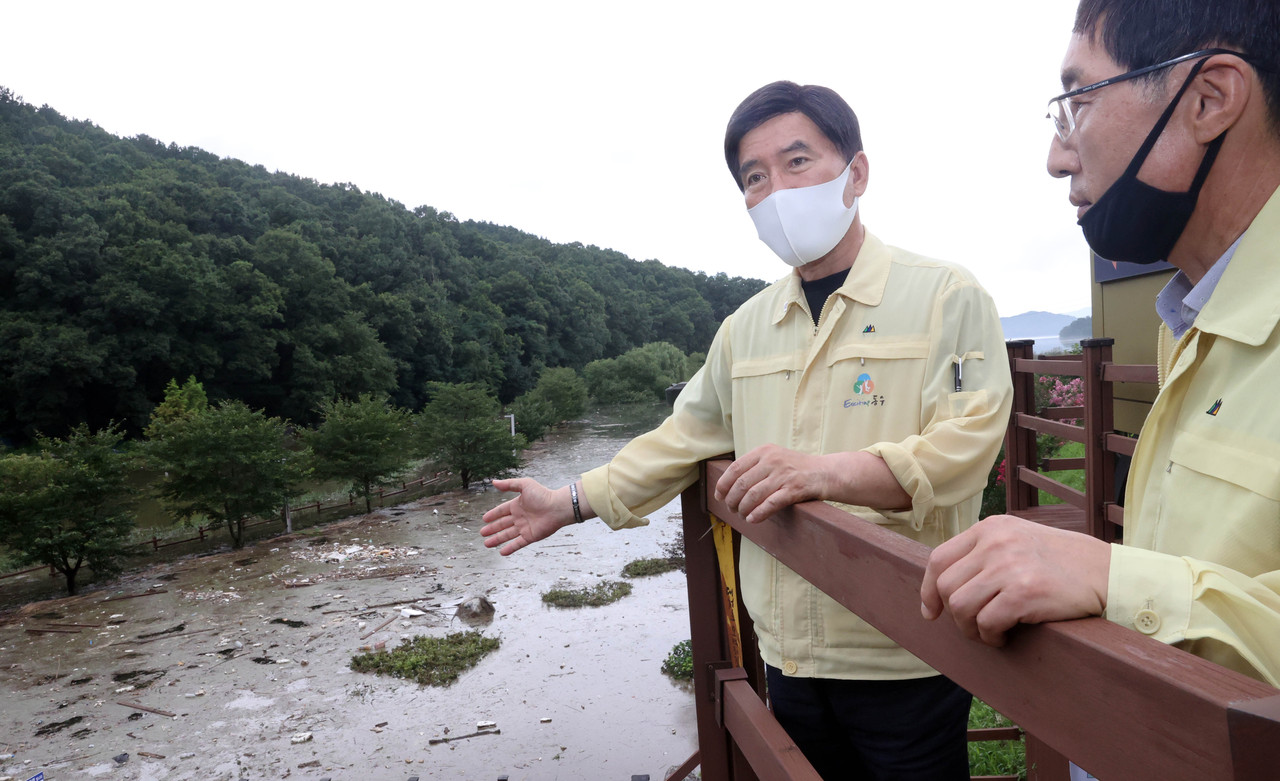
[1109,186,1280,686]
[581,232,1012,679]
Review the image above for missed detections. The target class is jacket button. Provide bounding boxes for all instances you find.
[1134,608,1161,635]
[782,660,799,675]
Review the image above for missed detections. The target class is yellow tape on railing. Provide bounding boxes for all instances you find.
[711,515,743,668]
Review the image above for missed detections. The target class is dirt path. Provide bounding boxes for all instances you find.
[0,485,697,780]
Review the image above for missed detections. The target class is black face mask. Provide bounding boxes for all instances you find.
[1079,58,1225,265]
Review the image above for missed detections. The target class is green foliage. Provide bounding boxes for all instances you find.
[146,400,299,548]
[0,91,768,442]
[541,580,633,607]
[621,556,684,578]
[349,631,499,687]
[981,444,1007,518]
[0,424,136,594]
[1039,440,1086,505]
[508,367,588,441]
[144,376,208,437]
[533,367,588,422]
[418,383,524,489]
[661,639,694,680]
[508,392,556,442]
[584,341,691,403]
[968,700,1026,779]
[306,394,416,513]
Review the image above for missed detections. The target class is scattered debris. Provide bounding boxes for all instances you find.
[428,728,501,745]
[114,752,130,764]
[455,596,495,622]
[290,732,313,744]
[116,701,176,718]
[136,623,186,640]
[34,715,84,736]
[180,590,244,603]
[102,588,168,603]
[270,618,307,628]
[477,720,497,730]
[359,615,398,640]
[138,750,165,759]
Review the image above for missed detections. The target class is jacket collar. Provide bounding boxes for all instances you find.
[771,231,892,325]
[1194,185,1280,346]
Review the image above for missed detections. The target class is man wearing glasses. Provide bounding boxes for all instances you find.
[922,0,1280,687]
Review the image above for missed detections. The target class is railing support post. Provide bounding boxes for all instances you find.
[1006,340,1039,513]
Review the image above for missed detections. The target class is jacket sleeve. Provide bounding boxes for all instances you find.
[581,317,738,530]
[863,279,1013,529]
[1108,545,1280,686]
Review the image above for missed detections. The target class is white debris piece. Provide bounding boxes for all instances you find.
[290,732,313,744]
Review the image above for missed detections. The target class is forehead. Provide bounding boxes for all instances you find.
[1060,32,1125,91]
[738,112,840,161]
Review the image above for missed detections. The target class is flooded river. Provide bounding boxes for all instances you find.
[0,403,698,780]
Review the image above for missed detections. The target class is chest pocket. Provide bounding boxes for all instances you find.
[826,340,930,407]
[1162,430,1280,575]
[730,353,805,383]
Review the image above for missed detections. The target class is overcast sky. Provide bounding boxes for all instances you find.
[4,0,1094,318]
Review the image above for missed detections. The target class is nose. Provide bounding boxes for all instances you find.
[1046,133,1078,180]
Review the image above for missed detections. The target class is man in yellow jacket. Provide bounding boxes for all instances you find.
[482,81,1011,779]
[922,0,1280,688]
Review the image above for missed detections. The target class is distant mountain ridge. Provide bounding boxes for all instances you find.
[1000,310,1082,339]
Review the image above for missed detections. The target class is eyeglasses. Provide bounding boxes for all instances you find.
[1046,48,1249,142]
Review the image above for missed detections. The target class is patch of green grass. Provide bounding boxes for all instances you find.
[621,556,684,578]
[968,699,1025,779]
[349,630,499,687]
[661,639,694,680]
[1039,440,1086,505]
[541,580,632,607]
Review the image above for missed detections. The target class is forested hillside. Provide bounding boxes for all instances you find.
[0,87,765,443]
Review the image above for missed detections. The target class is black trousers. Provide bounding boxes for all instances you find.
[765,666,973,781]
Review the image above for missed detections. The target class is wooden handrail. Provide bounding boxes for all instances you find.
[681,459,1280,781]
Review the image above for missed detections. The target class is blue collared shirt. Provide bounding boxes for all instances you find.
[1155,236,1244,338]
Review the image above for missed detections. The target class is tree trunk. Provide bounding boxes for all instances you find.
[282,501,293,534]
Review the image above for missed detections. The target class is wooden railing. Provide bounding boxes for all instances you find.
[674,454,1279,778]
[1004,337,1158,543]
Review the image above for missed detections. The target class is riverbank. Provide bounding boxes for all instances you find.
[0,405,698,780]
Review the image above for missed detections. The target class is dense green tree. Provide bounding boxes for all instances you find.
[144,376,208,437]
[532,367,588,422]
[419,383,523,489]
[508,392,556,442]
[584,342,691,403]
[307,394,416,513]
[147,400,297,548]
[0,87,766,443]
[0,424,136,594]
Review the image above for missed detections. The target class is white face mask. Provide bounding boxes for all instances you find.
[747,160,859,267]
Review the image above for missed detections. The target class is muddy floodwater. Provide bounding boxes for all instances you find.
[0,404,698,780]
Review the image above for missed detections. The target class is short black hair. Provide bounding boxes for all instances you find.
[723,81,863,191]
[1075,0,1280,132]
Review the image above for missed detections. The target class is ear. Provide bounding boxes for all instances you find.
[1189,55,1253,143]
[845,150,870,206]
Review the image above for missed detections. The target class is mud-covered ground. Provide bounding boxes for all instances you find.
[0,409,698,781]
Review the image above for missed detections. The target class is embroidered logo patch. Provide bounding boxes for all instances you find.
[843,373,885,408]
[1206,399,1222,416]
[862,325,876,333]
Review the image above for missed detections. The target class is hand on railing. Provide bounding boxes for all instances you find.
[919,514,1110,646]
[714,444,910,524]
